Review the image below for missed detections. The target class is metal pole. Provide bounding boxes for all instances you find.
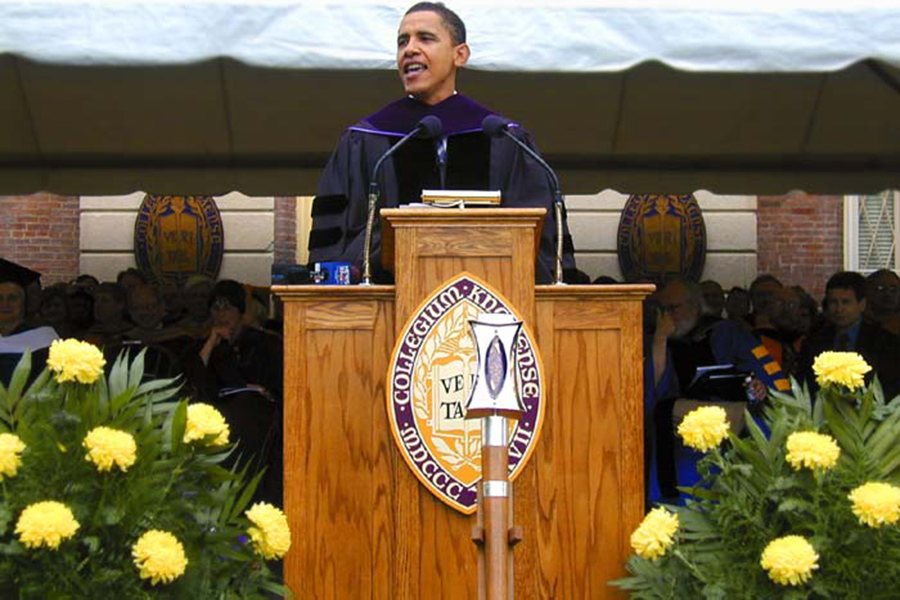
[481,415,510,600]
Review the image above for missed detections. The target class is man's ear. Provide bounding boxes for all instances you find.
[453,43,470,68]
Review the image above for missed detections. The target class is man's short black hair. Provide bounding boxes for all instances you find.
[826,271,867,301]
[867,268,900,284]
[405,2,466,45]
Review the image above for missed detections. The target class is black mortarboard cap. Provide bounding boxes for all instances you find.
[0,258,42,288]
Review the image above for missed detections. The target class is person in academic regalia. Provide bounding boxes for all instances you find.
[308,2,576,284]
[183,280,283,505]
[0,259,56,386]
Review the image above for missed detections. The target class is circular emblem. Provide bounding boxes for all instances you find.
[387,273,545,514]
[134,195,224,290]
[617,194,706,285]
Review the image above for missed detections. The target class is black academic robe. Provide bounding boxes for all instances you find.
[798,321,900,401]
[0,324,51,387]
[308,94,576,284]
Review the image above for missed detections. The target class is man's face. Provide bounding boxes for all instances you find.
[866,272,900,314]
[128,285,165,330]
[773,287,802,333]
[183,283,212,318]
[0,282,24,328]
[751,280,783,318]
[657,282,700,338]
[825,287,866,330]
[94,291,124,323]
[397,10,469,105]
[700,281,725,316]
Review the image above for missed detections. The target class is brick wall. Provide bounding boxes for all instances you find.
[757,193,843,301]
[0,193,80,285]
[274,196,297,264]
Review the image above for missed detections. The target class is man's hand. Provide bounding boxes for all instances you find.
[200,325,231,366]
[654,309,677,343]
[748,377,767,401]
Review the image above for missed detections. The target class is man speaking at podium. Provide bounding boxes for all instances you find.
[308,2,576,284]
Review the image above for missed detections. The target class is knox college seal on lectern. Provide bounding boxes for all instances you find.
[386,273,545,514]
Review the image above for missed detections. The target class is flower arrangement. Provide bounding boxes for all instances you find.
[614,352,900,598]
[0,342,291,598]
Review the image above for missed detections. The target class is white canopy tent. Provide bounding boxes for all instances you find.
[1,0,899,194]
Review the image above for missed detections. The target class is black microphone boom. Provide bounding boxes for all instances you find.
[481,114,566,284]
[360,115,443,285]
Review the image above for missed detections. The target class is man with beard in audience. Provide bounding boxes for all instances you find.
[646,277,790,503]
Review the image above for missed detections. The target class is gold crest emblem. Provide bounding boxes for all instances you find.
[387,273,544,514]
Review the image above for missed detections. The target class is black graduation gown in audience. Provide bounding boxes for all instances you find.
[0,324,52,388]
[307,93,576,283]
[184,326,283,503]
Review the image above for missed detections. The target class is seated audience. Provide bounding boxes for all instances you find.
[645,277,790,504]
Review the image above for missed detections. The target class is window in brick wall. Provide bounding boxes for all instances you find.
[844,192,899,273]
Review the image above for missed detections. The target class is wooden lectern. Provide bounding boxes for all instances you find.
[274,208,653,599]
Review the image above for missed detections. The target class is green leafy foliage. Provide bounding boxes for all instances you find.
[0,350,291,599]
[612,377,900,599]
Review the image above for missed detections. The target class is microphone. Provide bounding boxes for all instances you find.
[361,115,443,285]
[482,114,567,285]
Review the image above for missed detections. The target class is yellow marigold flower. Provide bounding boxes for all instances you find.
[46,339,106,384]
[848,482,900,528]
[15,501,80,550]
[785,431,840,471]
[677,405,730,452]
[183,403,230,446]
[629,507,679,561]
[0,433,26,481]
[246,502,292,560]
[83,426,137,472]
[132,530,188,585]
[760,535,819,586]
[813,351,871,391]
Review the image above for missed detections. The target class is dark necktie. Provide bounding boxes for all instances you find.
[836,333,851,351]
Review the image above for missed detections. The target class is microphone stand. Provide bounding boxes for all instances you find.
[361,119,439,285]
[361,182,380,286]
[497,128,567,286]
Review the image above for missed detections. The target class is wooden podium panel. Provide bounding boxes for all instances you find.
[278,287,396,599]
[530,286,650,599]
[381,208,543,326]
[276,209,653,599]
